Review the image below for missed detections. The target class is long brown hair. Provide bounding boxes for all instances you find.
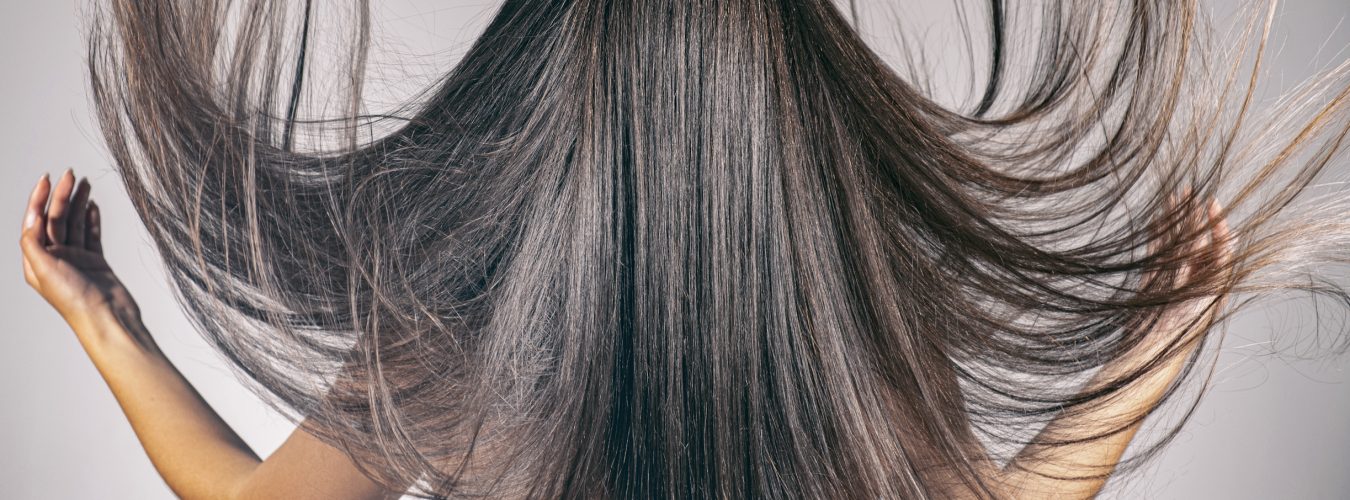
[88,0,1350,498]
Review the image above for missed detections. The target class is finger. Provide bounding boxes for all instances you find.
[86,200,103,254]
[1208,200,1233,266]
[23,173,51,245]
[1175,190,1202,287]
[45,169,76,245]
[66,177,91,248]
[1171,193,1204,286]
[21,174,59,284]
[1196,207,1227,327]
[20,174,52,265]
[1142,190,1178,289]
[1166,196,1214,336]
[1208,199,1234,311]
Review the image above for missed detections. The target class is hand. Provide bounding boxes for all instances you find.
[20,169,148,348]
[1114,192,1235,380]
[1151,193,1234,347]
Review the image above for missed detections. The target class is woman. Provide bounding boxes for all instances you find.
[18,0,1350,498]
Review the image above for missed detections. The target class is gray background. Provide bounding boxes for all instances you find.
[2,1,1347,498]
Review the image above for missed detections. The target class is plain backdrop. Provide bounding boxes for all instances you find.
[2,1,1348,498]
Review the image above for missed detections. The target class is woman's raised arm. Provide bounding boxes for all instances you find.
[20,169,404,499]
[995,198,1234,499]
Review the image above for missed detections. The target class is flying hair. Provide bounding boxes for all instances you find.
[87,0,1350,498]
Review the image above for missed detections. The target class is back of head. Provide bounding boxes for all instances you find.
[87,0,1350,498]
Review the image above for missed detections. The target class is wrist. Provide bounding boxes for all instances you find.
[67,304,161,358]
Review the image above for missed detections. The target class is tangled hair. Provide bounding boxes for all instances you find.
[88,0,1350,498]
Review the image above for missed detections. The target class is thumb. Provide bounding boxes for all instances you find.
[20,211,55,270]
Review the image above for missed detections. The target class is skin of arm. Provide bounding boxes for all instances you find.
[20,169,405,500]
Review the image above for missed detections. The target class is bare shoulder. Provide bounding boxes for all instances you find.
[233,419,407,500]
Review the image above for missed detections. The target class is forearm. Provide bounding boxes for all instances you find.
[998,326,1199,499]
[75,309,261,499]
[21,171,395,498]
